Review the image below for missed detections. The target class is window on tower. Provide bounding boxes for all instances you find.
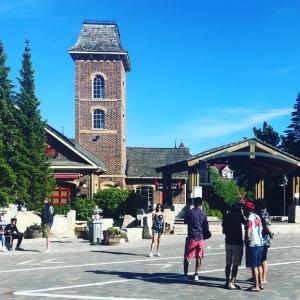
[93,109,105,129]
[93,75,105,99]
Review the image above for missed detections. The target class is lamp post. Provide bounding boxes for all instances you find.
[282,175,289,217]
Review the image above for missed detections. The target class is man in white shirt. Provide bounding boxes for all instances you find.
[244,201,263,292]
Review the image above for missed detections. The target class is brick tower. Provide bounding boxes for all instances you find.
[69,21,131,188]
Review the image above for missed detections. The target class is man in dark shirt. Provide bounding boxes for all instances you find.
[183,197,208,281]
[222,203,245,289]
[33,197,55,253]
[5,218,24,251]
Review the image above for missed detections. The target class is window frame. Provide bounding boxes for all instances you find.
[93,109,105,129]
[93,75,105,99]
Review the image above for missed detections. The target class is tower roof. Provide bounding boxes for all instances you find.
[68,21,131,71]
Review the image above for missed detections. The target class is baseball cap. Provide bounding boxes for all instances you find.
[244,201,254,210]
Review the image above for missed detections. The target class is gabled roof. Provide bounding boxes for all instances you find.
[46,125,106,172]
[156,138,300,174]
[68,21,131,71]
[126,147,191,178]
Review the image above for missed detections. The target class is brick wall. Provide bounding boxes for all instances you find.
[74,58,126,177]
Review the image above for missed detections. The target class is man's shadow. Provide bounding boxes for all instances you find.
[86,269,225,288]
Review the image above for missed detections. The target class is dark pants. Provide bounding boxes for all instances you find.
[6,233,23,248]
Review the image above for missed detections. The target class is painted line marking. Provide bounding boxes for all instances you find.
[17,260,35,265]
[14,259,300,298]
[5,245,300,274]
[1,252,225,274]
[15,293,158,300]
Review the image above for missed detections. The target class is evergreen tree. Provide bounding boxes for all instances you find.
[281,93,300,157]
[16,40,55,210]
[0,41,19,206]
[253,121,281,147]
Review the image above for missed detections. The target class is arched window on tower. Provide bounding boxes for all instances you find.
[93,109,105,129]
[93,75,105,99]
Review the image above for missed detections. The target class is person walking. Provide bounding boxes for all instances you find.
[34,197,55,253]
[255,200,273,285]
[182,197,208,281]
[244,201,264,292]
[148,204,165,257]
[222,203,245,289]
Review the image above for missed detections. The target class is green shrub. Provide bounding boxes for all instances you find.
[72,198,96,221]
[54,204,71,215]
[202,201,210,212]
[207,209,223,219]
[94,188,129,219]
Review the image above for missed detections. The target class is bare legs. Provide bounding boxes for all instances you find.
[183,258,201,276]
[262,260,268,283]
[149,234,161,255]
[251,267,262,291]
[225,264,239,288]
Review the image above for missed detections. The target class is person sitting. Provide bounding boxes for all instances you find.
[0,213,8,252]
[5,218,24,251]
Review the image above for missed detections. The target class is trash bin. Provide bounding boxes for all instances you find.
[89,206,103,245]
[89,220,103,245]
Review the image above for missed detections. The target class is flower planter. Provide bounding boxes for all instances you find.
[108,236,121,246]
[28,229,42,239]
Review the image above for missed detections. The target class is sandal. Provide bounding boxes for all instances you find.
[246,286,260,292]
[260,285,264,290]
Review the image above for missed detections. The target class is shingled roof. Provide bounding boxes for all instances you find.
[68,21,131,71]
[126,147,191,178]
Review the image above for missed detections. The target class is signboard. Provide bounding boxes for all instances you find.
[194,186,202,198]
[155,181,182,191]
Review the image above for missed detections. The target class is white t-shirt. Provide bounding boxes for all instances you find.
[247,213,263,247]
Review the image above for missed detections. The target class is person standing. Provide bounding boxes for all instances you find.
[182,197,208,281]
[5,218,24,251]
[222,203,245,289]
[148,204,165,257]
[244,201,264,292]
[0,212,7,252]
[255,200,273,285]
[34,197,55,253]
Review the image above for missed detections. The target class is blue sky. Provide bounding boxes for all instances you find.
[1,0,300,154]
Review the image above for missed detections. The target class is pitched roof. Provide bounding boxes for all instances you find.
[126,147,191,178]
[46,125,106,172]
[68,21,131,71]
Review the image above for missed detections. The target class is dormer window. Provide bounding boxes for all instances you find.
[93,109,105,129]
[93,75,105,99]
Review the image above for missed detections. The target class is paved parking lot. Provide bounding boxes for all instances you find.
[1,233,300,299]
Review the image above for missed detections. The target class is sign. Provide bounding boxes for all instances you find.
[155,181,182,191]
[194,186,202,198]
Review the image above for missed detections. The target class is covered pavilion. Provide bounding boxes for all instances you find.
[156,138,300,216]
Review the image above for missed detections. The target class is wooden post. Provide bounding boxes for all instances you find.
[162,171,172,207]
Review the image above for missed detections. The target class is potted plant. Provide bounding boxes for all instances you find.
[103,227,121,246]
[28,223,42,239]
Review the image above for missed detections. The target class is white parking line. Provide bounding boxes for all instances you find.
[14,259,300,299]
[16,293,158,300]
[1,252,225,274]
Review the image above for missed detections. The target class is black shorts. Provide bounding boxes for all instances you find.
[261,245,269,262]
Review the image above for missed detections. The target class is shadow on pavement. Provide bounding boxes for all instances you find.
[85,269,225,288]
[90,250,146,256]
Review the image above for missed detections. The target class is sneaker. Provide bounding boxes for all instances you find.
[157,252,161,257]
[15,247,25,251]
[148,252,153,257]
[181,275,189,281]
[194,274,199,281]
[2,246,8,252]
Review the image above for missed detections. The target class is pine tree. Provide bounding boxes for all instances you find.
[281,93,300,157]
[253,121,281,147]
[16,40,55,210]
[0,41,18,206]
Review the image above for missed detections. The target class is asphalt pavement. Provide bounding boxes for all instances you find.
[1,233,300,299]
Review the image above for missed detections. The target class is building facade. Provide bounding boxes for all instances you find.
[65,21,190,212]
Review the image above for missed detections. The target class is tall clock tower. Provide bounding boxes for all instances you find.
[68,21,131,188]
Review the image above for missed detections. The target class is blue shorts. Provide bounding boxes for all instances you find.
[246,246,263,268]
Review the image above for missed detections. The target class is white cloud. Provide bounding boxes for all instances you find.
[176,107,292,139]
